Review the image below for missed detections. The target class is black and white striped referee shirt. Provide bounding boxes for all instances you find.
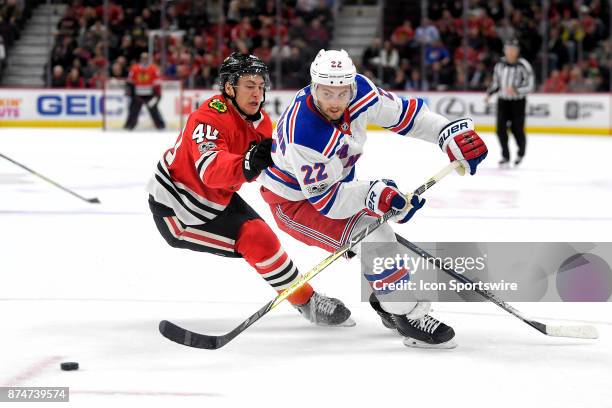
[487,57,534,100]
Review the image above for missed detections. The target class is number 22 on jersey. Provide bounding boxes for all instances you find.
[301,163,328,185]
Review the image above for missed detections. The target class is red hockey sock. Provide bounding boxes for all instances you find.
[236,219,313,305]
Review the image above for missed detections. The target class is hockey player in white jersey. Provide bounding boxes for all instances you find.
[259,49,488,348]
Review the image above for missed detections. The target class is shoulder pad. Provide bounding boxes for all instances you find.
[349,74,379,119]
[290,104,342,158]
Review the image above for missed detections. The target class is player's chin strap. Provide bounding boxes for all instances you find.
[226,92,266,122]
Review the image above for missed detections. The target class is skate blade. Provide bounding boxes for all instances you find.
[315,317,356,327]
[402,337,457,349]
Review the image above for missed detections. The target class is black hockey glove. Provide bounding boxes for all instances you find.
[243,138,274,181]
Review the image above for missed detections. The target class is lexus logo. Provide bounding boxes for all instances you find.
[436,96,467,117]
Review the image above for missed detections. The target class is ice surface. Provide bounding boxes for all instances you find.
[1,128,610,407]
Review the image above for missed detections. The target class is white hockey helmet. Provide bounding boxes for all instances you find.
[310,49,357,101]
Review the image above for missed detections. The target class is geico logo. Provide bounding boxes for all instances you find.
[37,95,123,116]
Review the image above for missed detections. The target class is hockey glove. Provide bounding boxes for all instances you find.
[366,179,426,224]
[438,118,488,176]
[243,138,274,181]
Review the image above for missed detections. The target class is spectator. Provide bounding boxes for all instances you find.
[0,16,15,48]
[424,40,450,66]
[495,18,515,44]
[230,16,256,48]
[542,69,568,92]
[65,67,85,88]
[258,0,277,19]
[454,39,480,69]
[295,0,319,21]
[141,8,159,28]
[90,43,108,70]
[57,8,79,38]
[390,68,407,89]
[415,18,439,46]
[305,18,329,49]
[566,66,594,92]
[88,68,108,89]
[254,38,272,65]
[361,38,381,72]
[288,16,307,42]
[193,54,218,88]
[111,61,126,78]
[88,19,106,45]
[546,26,570,71]
[50,36,76,69]
[271,36,292,61]
[391,19,414,46]
[283,45,309,88]
[405,68,425,91]
[376,40,400,85]
[469,62,489,91]
[227,0,256,22]
[311,0,333,31]
[47,65,65,88]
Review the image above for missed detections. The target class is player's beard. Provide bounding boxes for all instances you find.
[322,106,345,121]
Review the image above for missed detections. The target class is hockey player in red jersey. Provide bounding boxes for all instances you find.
[124,52,166,130]
[147,52,354,327]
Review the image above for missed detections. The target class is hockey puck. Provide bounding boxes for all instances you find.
[60,362,79,371]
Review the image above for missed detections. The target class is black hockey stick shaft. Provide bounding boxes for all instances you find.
[159,161,461,349]
[394,234,598,339]
[0,153,100,204]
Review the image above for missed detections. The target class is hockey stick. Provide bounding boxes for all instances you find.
[0,153,100,204]
[159,161,462,349]
[394,234,599,339]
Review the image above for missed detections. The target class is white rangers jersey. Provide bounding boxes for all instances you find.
[259,74,450,219]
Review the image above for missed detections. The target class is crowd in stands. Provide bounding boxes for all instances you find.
[1,0,38,80]
[1,0,610,92]
[44,0,334,89]
[364,0,610,92]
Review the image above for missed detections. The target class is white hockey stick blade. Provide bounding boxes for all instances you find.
[544,324,599,339]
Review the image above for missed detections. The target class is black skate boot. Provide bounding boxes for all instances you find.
[514,156,523,167]
[393,314,457,349]
[369,293,396,329]
[294,292,355,327]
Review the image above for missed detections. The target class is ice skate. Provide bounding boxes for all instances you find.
[514,156,523,167]
[394,314,457,349]
[499,158,510,168]
[368,293,396,329]
[294,292,355,327]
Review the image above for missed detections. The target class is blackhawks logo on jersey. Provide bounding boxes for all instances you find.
[209,99,228,113]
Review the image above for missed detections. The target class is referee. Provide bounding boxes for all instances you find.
[486,39,534,167]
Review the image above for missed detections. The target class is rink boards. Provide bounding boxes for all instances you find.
[0,87,610,135]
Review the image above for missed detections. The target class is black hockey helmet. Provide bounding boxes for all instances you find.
[218,52,270,94]
[218,52,270,120]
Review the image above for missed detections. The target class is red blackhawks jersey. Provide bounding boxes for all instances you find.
[146,95,272,225]
[128,63,161,96]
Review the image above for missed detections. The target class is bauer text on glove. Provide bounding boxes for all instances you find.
[438,118,487,175]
